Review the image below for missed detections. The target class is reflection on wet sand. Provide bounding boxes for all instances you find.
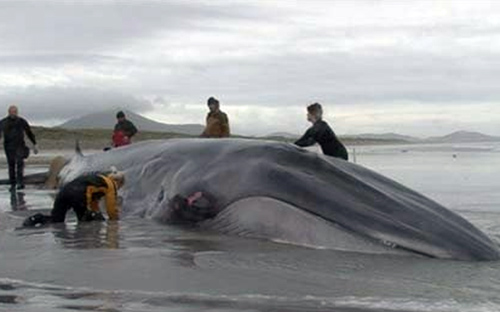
[10,191,26,211]
[1,145,500,312]
[52,221,120,249]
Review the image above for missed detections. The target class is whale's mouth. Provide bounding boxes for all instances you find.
[200,196,413,256]
[151,190,498,260]
[203,196,471,259]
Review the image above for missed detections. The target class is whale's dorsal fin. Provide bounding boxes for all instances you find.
[75,139,83,157]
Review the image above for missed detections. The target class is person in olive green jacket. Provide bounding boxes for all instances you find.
[201,97,230,138]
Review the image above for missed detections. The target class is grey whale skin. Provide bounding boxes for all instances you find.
[58,139,500,261]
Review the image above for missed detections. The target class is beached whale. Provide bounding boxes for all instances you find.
[19,139,500,260]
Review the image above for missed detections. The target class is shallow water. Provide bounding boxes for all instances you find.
[1,143,500,312]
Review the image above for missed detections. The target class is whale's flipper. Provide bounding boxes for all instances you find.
[45,156,69,189]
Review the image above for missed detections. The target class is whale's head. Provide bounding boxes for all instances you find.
[151,141,500,260]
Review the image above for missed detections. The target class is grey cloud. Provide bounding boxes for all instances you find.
[3,1,499,109]
[0,53,129,67]
[0,87,152,123]
[2,1,500,136]
[128,49,500,107]
[0,1,270,53]
[296,22,500,42]
[152,96,169,106]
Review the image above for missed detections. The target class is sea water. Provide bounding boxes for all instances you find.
[0,143,499,312]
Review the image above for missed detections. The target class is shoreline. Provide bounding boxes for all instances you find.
[29,126,412,150]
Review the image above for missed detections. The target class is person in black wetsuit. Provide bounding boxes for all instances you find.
[22,171,125,227]
[294,103,348,160]
[0,105,38,191]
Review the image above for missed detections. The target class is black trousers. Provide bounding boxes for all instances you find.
[5,148,24,187]
[51,183,88,222]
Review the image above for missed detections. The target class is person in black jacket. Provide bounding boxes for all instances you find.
[113,111,138,147]
[22,171,125,227]
[295,103,348,160]
[0,105,38,190]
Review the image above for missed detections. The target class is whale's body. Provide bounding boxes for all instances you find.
[58,139,500,260]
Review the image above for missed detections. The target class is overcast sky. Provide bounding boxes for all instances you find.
[1,0,500,137]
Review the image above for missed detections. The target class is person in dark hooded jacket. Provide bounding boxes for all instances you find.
[0,105,38,191]
[113,111,138,147]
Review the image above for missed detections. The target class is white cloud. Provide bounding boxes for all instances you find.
[1,1,500,136]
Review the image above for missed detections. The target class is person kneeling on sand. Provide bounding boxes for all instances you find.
[23,170,125,227]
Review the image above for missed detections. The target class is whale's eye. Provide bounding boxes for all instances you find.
[381,240,397,248]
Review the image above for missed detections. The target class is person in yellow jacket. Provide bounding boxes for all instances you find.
[23,171,125,226]
[200,97,230,138]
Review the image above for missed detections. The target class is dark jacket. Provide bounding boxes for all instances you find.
[52,173,119,222]
[0,116,36,151]
[114,119,138,138]
[295,119,348,160]
[201,111,230,138]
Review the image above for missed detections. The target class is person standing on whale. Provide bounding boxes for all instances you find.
[295,103,348,160]
[201,97,230,138]
[113,111,138,147]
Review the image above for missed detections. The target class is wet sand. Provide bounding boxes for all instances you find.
[0,143,499,312]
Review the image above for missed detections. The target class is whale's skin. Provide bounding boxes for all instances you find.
[58,138,500,261]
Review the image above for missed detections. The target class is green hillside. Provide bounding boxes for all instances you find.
[32,126,194,150]
[30,126,409,151]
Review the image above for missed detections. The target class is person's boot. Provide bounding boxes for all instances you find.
[16,160,24,190]
[8,168,16,193]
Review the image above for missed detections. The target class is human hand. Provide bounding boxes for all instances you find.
[33,145,39,155]
[81,210,105,222]
[23,213,50,227]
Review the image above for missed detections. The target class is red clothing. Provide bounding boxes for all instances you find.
[112,130,131,147]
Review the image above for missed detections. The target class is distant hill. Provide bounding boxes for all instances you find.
[265,132,300,139]
[425,131,500,143]
[345,132,421,143]
[341,131,500,144]
[58,109,204,135]
[263,131,420,143]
